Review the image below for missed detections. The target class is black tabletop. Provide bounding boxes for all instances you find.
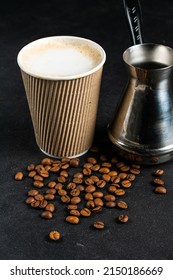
[1,0,173,260]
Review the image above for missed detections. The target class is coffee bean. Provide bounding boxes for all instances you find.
[60,170,68,178]
[49,230,61,241]
[153,178,164,185]
[48,181,56,188]
[33,180,44,188]
[117,200,128,209]
[61,195,71,203]
[66,182,76,190]
[44,194,55,201]
[31,200,40,208]
[102,174,111,182]
[80,208,91,217]
[66,215,79,224]
[154,186,167,194]
[126,174,136,181]
[61,163,70,170]
[26,164,35,171]
[102,162,112,168]
[90,175,99,183]
[76,185,85,191]
[91,164,101,171]
[92,206,102,212]
[154,169,164,176]
[70,209,80,216]
[116,162,125,168]
[112,183,121,188]
[35,194,44,201]
[83,163,93,169]
[118,173,127,180]
[70,188,80,197]
[96,180,106,188]
[52,160,61,166]
[85,178,94,185]
[70,196,81,204]
[57,176,66,183]
[73,172,83,179]
[33,175,44,181]
[94,198,104,207]
[70,158,80,167]
[121,180,131,188]
[104,194,116,202]
[67,204,78,210]
[58,189,67,196]
[15,172,24,181]
[72,177,83,184]
[108,171,118,177]
[45,165,51,171]
[83,167,92,176]
[93,191,104,198]
[45,203,55,212]
[105,201,116,208]
[87,157,97,164]
[35,164,44,171]
[39,200,48,208]
[61,157,70,163]
[38,169,49,178]
[131,164,141,169]
[130,168,140,175]
[50,166,60,173]
[111,176,120,184]
[108,185,117,193]
[55,183,63,190]
[46,189,56,194]
[85,185,96,193]
[41,158,53,166]
[99,167,110,174]
[41,210,53,219]
[93,221,105,229]
[86,200,95,208]
[28,189,39,196]
[120,165,130,172]
[115,189,125,196]
[25,197,35,204]
[118,214,129,223]
[85,193,93,201]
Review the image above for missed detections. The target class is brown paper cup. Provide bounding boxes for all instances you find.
[17,36,106,158]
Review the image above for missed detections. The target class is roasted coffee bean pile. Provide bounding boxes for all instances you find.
[14,147,167,240]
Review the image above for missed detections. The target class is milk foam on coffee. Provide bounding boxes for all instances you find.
[18,37,105,79]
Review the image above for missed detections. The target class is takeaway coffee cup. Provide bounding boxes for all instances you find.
[17,36,106,158]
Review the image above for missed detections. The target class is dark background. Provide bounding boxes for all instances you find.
[1,0,173,260]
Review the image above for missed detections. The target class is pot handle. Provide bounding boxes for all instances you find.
[123,0,143,45]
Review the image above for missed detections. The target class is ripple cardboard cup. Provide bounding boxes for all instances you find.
[17,36,106,158]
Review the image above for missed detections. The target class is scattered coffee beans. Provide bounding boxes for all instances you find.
[14,145,169,241]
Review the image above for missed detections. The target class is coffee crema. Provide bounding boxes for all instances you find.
[17,36,105,79]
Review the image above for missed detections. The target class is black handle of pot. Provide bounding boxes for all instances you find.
[123,0,143,45]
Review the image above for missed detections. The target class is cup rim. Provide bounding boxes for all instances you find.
[17,36,106,80]
[123,43,173,70]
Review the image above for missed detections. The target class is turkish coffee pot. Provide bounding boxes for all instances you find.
[108,0,173,164]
